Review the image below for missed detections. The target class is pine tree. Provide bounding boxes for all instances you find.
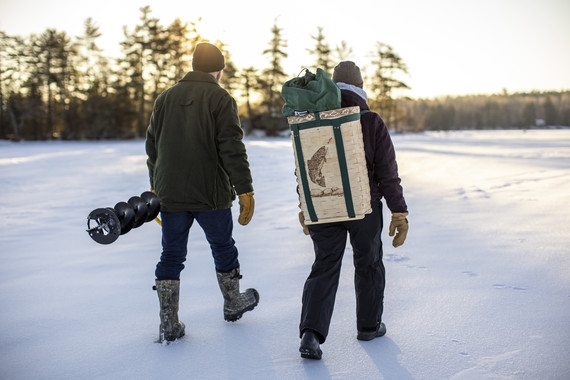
[121,6,169,137]
[521,101,537,127]
[28,29,76,139]
[76,18,103,93]
[215,40,239,92]
[307,27,332,74]
[165,18,199,82]
[75,18,115,138]
[260,19,288,117]
[368,42,410,130]
[0,31,10,139]
[543,96,558,126]
[333,40,353,62]
[239,66,258,119]
[2,33,37,140]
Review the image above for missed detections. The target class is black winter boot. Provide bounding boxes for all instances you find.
[357,322,387,341]
[216,267,259,322]
[299,329,322,360]
[154,279,186,343]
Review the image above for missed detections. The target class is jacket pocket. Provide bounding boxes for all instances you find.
[214,163,233,208]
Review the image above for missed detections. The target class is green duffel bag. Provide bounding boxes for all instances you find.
[281,68,341,117]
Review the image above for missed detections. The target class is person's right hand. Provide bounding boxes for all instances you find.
[299,211,310,235]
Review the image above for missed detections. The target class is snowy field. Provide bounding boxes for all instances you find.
[1,129,569,379]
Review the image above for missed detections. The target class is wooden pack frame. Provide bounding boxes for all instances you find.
[288,106,372,225]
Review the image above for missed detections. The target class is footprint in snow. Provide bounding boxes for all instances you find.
[451,339,470,357]
[493,284,527,292]
[386,253,410,263]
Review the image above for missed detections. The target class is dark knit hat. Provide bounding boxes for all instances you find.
[192,43,225,72]
[332,61,363,88]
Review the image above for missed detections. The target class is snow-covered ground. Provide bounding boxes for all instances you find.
[1,129,569,379]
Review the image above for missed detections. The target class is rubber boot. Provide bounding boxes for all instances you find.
[216,267,259,322]
[154,279,185,343]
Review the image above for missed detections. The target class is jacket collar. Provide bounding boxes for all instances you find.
[336,82,368,102]
[340,89,370,111]
[179,71,219,84]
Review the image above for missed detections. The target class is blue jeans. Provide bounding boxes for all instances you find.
[155,208,240,279]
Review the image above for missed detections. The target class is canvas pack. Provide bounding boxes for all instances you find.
[287,106,372,225]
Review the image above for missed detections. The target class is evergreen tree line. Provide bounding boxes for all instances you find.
[1,6,566,140]
[0,6,411,140]
[396,90,570,132]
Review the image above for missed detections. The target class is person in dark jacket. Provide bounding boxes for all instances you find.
[299,61,409,360]
[145,43,259,343]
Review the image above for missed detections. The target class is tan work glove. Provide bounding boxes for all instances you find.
[298,211,310,235]
[389,212,409,247]
[238,192,254,225]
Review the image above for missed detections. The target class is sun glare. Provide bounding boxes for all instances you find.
[195,17,227,44]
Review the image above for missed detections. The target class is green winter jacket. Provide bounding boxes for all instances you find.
[145,71,253,212]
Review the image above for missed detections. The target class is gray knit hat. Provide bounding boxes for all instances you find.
[332,61,363,88]
[192,43,225,72]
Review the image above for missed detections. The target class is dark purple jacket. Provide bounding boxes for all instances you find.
[340,89,407,213]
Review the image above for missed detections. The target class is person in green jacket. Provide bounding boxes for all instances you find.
[145,42,259,343]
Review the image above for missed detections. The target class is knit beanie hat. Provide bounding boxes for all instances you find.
[332,61,363,88]
[192,43,225,72]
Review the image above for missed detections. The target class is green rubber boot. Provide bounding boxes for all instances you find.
[216,267,259,322]
[154,279,185,343]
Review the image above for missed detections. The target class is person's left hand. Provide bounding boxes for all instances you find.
[389,212,409,247]
[238,192,255,225]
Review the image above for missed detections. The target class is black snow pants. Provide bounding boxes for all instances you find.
[299,200,385,343]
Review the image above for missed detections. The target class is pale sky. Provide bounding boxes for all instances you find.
[1,0,569,99]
